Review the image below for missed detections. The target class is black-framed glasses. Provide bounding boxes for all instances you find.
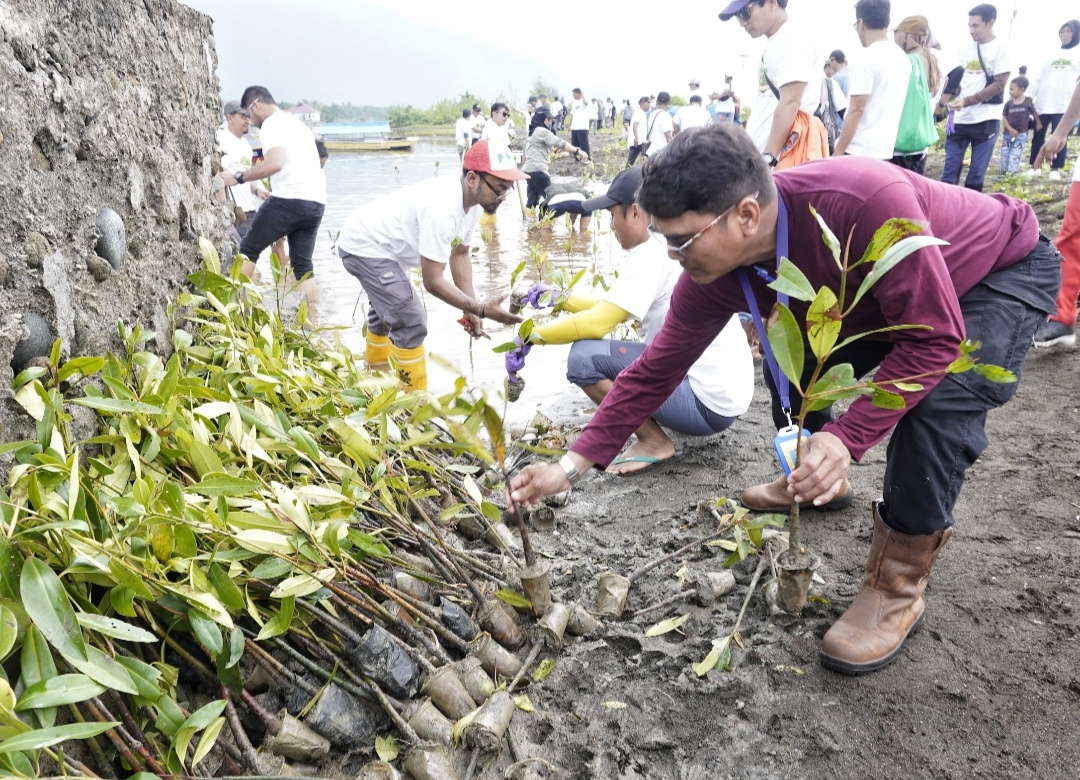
[648,192,759,260]
[735,0,766,22]
[497,111,510,117]
[479,174,511,200]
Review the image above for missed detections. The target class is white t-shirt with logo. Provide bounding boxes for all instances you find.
[216,127,261,212]
[645,109,674,156]
[953,38,1012,125]
[337,177,480,271]
[630,107,649,146]
[604,237,754,418]
[570,99,591,130]
[1031,51,1080,115]
[746,21,822,151]
[257,110,326,204]
[480,119,513,145]
[673,104,712,131]
[846,39,912,160]
[455,117,472,147]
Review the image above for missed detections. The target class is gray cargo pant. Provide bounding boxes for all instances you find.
[340,251,428,349]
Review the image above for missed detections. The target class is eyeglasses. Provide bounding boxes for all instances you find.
[242,100,259,112]
[479,174,511,201]
[735,0,765,22]
[648,192,759,260]
[497,111,509,117]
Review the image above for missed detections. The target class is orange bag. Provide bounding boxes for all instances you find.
[775,110,830,170]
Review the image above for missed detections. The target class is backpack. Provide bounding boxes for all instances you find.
[763,64,839,154]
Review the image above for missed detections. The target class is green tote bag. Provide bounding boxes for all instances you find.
[895,53,938,154]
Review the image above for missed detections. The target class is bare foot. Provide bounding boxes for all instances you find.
[606,437,676,476]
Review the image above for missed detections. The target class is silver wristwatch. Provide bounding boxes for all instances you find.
[558,454,581,484]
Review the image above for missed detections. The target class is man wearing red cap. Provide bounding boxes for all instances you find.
[336,141,525,390]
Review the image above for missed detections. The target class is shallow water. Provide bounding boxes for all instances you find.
[264,139,630,421]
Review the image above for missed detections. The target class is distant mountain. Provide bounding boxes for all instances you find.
[182,0,588,108]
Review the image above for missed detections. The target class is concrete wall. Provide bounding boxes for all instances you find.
[0,0,227,440]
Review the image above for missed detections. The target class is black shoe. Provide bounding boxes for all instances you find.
[1033,319,1076,348]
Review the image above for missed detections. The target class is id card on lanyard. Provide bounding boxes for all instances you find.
[736,191,810,476]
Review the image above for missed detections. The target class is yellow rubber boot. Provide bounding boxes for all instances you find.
[365,333,391,371]
[391,344,427,390]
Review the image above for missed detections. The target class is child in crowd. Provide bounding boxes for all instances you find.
[1001,77,1041,174]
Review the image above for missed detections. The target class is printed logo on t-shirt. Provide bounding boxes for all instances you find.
[965,59,983,72]
[1049,58,1074,69]
[450,237,463,249]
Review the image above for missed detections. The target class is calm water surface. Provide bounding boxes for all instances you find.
[287,140,631,420]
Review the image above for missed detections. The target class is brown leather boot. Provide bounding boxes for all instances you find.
[820,502,952,675]
[741,474,854,512]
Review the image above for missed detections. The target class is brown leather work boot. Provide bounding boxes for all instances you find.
[741,474,854,512]
[820,502,952,675]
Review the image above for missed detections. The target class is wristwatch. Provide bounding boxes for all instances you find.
[558,454,581,485]
[762,152,778,168]
[235,170,246,184]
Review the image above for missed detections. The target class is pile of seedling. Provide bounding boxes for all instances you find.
[0,243,603,779]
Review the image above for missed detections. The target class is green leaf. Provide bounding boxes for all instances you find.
[75,613,157,643]
[891,382,924,392]
[249,558,292,579]
[514,694,535,712]
[741,513,787,530]
[15,675,107,711]
[187,442,224,480]
[199,237,221,273]
[114,656,163,700]
[495,589,532,610]
[830,324,932,354]
[188,477,259,497]
[188,609,224,654]
[207,564,246,613]
[20,558,87,664]
[765,304,804,388]
[225,628,245,669]
[71,397,164,415]
[491,341,518,354]
[192,717,225,767]
[644,613,691,637]
[0,606,17,661]
[870,389,906,410]
[256,595,294,640]
[57,357,107,383]
[856,218,927,266]
[532,659,557,682]
[806,286,841,360]
[12,367,47,390]
[973,364,1017,383]
[0,441,36,458]
[375,734,400,762]
[959,338,981,355]
[108,560,155,600]
[805,363,863,412]
[69,646,139,695]
[768,257,817,302]
[20,626,57,727]
[809,205,843,270]
[849,235,949,311]
[693,636,731,677]
[947,355,976,374]
[0,721,120,753]
[174,699,226,762]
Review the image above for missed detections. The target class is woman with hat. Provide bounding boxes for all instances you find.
[892,15,942,174]
[521,105,589,209]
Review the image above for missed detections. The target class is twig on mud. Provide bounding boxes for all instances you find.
[633,592,688,618]
[628,529,724,583]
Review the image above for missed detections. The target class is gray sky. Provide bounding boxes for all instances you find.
[182,0,1068,108]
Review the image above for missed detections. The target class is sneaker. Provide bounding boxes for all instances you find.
[1024,169,1041,178]
[1049,170,1063,181]
[1033,319,1076,347]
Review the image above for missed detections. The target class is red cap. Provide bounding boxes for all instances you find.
[462,140,529,181]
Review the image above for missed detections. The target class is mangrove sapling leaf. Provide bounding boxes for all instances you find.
[947,355,977,373]
[73,613,157,643]
[829,323,932,354]
[375,734,400,762]
[514,694,535,712]
[188,477,260,497]
[806,287,842,360]
[14,675,106,711]
[809,206,843,270]
[693,635,731,677]
[495,590,533,610]
[188,609,224,654]
[492,341,518,354]
[974,364,1018,383]
[848,235,950,312]
[870,389,906,410]
[644,613,692,637]
[191,715,225,767]
[70,646,139,695]
[173,699,226,763]
[0,606,16,662]
[533,659,557,682]
[891,382,925,392]
[256,595,295,640]
[767,304,805,387]
[0,721,121,754]
[20,558,87,665]
[70,397,164,415]
[11,366,48,390]
[769,257,818,302]
[13,382,46,422]
[207,564,246,613]
[20,627,57,727]
[250,557,293,579]
[855,217,928,266]
[57,357,106,383]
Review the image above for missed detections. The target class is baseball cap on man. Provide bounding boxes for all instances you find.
[223,100,245,116]
[581,166,643,212]
[718,0,754,21]
[463,140,529,181]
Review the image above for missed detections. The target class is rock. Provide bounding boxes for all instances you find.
[94,207,126,269]
[10,313,55,374]
[85,253,111,282]
[24,232,50,269]
[42,252,74,349]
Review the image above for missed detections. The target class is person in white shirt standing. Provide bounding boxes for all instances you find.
[645,92,675,157]
[569,88,591,158]
[481,103,515,145]
[336,140,525,390]
[627,96,652,167]
[455,109,473,161]
[831,0,911,160]
[216,101,264,244]
[718,0,821,169]
[549,97,564,132]
[673,95,713,133]
[1028,20,1080,174]
[220,86,326,304]
[938,4,1012,192]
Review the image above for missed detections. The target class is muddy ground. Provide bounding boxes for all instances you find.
[475,132,1080,779]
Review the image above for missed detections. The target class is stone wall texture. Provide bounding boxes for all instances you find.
[0,0,227,440]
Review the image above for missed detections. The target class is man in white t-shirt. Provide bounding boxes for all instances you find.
[480,103,515,145]
[455,109,473,160]
[216,101,264,242]
[569,89,591,157]
[688,78,704,102]
[335,141,524,390]
[673,95,713,133]
[938,3,1012,191]
[645,92,675,157]
[627,96,652,166]
[719,0,821,167]
[831,0,911,160]
[220,86,326,303]
[506,166,753,474]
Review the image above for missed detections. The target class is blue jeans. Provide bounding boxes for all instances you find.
[1000,132,1027,173]
[941,120,1000,191]
[762,237,1061,535]
[566,339,739,437]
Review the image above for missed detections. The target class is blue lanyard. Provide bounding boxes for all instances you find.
[737,190,792,423]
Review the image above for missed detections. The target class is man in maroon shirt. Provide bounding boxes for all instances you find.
[508,123,1060,675]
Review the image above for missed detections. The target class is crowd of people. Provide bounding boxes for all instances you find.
[209,0,1078,678]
